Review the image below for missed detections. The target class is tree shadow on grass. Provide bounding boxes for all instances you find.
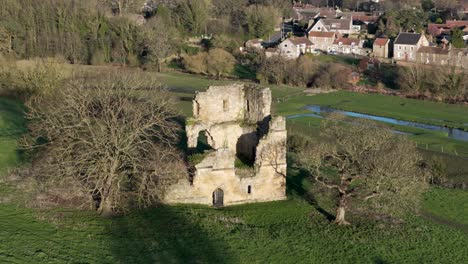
[287,165,335,222]
[107,205,228,263]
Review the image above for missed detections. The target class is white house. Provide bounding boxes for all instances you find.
[330,37,365,55]
[308,18,354,35]
[394,33,429,62]
[278,37,314,59]
[308,31,336,52]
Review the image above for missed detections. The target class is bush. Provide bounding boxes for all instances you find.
[0,59,65,100]
[182,48,237,77]
[91,50,107,66]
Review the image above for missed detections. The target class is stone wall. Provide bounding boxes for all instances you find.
[164,84,287,206]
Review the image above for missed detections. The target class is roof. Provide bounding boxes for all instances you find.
[339,11,366,18]
[333,37,360,46]
[308,31,336,38]
[247,39,263,44]
[446,20,468,27]
[287,37,314,46]
[297,11,319,19]
[353,15,379,23]
[319,19,352,30]
[374,38,389,46]
[417,46,449,55]
[394,33,422,45]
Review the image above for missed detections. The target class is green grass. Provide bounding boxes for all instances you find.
[0,98,26,173]
[0,186,467,263]
[1,71,468,263]
[423,187,468,226]
[276,91,468,130]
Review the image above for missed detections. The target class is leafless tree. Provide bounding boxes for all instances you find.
[23,71,186,216]
[300,114,429,225]
[144,16,174,72]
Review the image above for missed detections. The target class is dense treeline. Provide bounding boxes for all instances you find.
[0,0,289,65]
[0,0,143,64]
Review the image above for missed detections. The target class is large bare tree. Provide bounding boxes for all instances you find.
[24,71,186,216]
[300,115,429,225]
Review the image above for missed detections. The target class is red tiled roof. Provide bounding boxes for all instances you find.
[308,31,335,38]
[374,38,389,46]
[446,20,468,27]
[333,37,360,46]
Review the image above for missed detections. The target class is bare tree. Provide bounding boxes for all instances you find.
[144,17,174,72]
[103,0,143,15]
[300,114,429,225]
[23,71,186,216]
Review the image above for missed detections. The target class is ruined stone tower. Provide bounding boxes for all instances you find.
[164,84,287,206]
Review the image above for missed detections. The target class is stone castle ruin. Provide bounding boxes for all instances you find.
[164,84,287,206]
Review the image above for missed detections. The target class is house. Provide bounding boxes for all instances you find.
[309,18,354,35]
[308,31,336,52]
[416,46,450,66]
[393,33,429,62]
[428,20,468,38]
[330,37,364,55]
[338,11,367,19]
[449,48,468,69]
[265,48,279,58]
[352,15,379,34]
[416,46,468,68]
[245,39,264,49]
[278,37,314,59]
[373,37,390,58]
[359,57,381,71]
[292,4,320,22]
[353,15,379,25]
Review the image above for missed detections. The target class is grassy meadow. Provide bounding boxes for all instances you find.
[0,70,467,263]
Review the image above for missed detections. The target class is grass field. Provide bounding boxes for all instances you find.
[1,72,468,263]
[156,71,468,157]
[1,188,467,263]
[276,91,468,130]
[0,98,26,172]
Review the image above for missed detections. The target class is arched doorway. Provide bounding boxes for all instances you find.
[212,188,224,207]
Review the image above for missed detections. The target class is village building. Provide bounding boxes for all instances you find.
[330,37,364,55]
[393,32,429,62]
[450,48,468,69]
[373,37,390,58]
[278,37,314,59]
[265,48,279,58]
[428,20,468,41]
[416,47,468,69]
[338,11,367,19]
[292,3,319,22]
[163,84,287,207]
[416,46,450,66]
[352,15,379,34]
[245,39,264,50]
[308,18,354,35]
[308,31,336,52]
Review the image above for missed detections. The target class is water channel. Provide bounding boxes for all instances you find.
[288,105,468,142]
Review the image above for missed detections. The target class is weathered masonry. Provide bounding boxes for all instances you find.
[164,84,287,206]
